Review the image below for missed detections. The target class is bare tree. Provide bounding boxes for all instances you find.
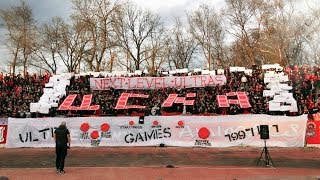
[112,2,163,71]
[168,17,198,69]
[293,4,320,65]
[188,4,226,70]
[251,0,318,66]
[31,17,65,74]
[0,1,36,76]
[224,0,258,66]
[224,0,320,67]
[143,23,169,75]
[56,18,89,73]
[72,0,120,72]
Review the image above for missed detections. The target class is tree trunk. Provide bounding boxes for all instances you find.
[135,61,140,70]
[89,63,94,71]
[208,46,211,70]
[12,46,19,76]
[109,52,114,72]
[151,49,155,76]
[96,62,100,72]
[23,48,28,76]
[23,60,27,76]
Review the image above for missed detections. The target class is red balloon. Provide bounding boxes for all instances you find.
[153,121,158,126]
[129,121,134,126]
[80,123,90,132]
[178,120,184,127]
[198,127,210,139]
[91,130,99,139]
[100,123,110,132]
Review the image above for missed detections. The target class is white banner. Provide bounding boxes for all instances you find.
[5,115,307,148]
[90,75,226,90]
[147,115,307,147]
[6,116,142,148]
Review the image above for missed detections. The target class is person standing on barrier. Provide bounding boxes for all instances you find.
[54,121,71,174]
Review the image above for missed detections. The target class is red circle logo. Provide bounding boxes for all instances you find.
[153,121,159,126]
[198,127,210,139]
[178,120,184,127]
[80,123,90,132]
[129,121,134,126]
[91,130,99,139]
[101,123,110,132]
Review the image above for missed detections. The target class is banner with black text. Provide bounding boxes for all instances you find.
[90,75,226,90]
[5,115,307,148]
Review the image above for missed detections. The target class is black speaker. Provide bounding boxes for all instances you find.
[138,116,144,124]
[260,125,269,139]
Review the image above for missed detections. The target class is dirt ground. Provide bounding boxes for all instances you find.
[0,146,320,179]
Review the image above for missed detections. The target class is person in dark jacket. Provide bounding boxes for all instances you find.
[54,121,70,174]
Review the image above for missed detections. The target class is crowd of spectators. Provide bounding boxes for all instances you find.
[0,72,50,118]
[1,65,320,118]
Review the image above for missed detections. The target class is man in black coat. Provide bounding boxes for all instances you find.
[54,121,71,174]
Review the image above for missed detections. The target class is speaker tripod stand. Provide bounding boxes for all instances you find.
[257,140,273,167]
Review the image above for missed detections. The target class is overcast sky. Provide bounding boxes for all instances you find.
[132,0,225,24]
[0,0,225,25]
[0,0,73,22]
[0,0,313,24]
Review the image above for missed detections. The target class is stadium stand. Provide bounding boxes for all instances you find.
[0,64,319,118]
